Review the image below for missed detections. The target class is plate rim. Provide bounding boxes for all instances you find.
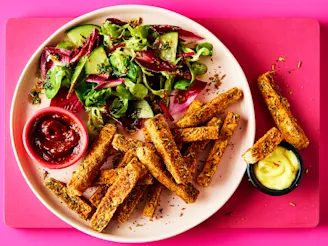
[10,4,255,243]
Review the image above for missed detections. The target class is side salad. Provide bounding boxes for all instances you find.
[33,17,213,137]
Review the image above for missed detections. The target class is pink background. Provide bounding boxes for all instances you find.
[1,0,327,245]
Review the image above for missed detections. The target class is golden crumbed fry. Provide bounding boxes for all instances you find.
[184,117,223,174]
[45,178,92,220]
[143,181,164,219]
[143,128,152,143]
[172,126,220,142]
[94,168,154,186]
[145,114,191,184]
[68,124,117,196]
[197,112,240,187]
[258,72,309,149]
[176,87,243,128]
[89,158,143,232]
[136,146,199,203]
[185,100,204,116]
[112,134,156,153]
[242,127,283,164]
[118,149,136,168]
[116,185,148,224]
[94,169,122,186]
[89,185,108,208]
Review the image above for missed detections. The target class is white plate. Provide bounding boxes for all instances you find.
[10,5,255,243]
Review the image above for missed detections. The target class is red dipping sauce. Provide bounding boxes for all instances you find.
[23,107,88,169]
[32,114,81,163]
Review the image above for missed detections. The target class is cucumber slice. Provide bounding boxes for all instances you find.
[68,56,88,97]
[85,46,108,74]
[66,24,100,46]
[133,100,154,118]
[56,41,74,50]
[157,32,178,62]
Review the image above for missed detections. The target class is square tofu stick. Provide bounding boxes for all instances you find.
[116,185,148,224]
[143,181,164,219]
[197,112,240,187]
[145,114,191,184]
[94,168,153,186]
[45,178,93,220]
[176,87,242,128]
[112,134,156,153]
[136,146,199,203]
[89,158,143,232]
[89,185,108,208]
[258,72,309,149]
[68,124,117,196]
[183,117,223,174]
[172,126,220,142]
[242,127,283,164]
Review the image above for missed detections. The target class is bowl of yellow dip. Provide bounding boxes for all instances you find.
[247,141,304,196]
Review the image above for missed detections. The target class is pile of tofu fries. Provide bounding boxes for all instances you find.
[44,86,243,232]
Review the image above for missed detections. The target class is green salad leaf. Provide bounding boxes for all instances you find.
[116,83,133,100]
[174,79,191,90]
[189,42,213,62]
[85,106,107,140]
[84,88,112,107]
[110,98,129,118]
[43,66,71,99]
[127,61,142,82]
[56,41,75,50]
[125,25,149,51]
[75,81,95,105]
[192,62,208,76]
[124,78,148,100]
[109,49,129,74]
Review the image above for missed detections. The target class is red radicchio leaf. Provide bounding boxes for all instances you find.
[40,47,72,80]
[50,87,83,114]
[135,51,177,72]
[70,28,100,63]
[157,99,174,121]
[85,73,110,83]
[169,80,207,115]
[177,51,195,58]
[106,18,128,26]
[93,79,124,90]
[150,25,203,41]
[106,43,126,53]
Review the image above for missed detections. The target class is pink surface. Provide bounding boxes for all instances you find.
[1,1,327,245]
[4,17,320,229]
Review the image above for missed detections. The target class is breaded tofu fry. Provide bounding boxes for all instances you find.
[94,168,153,186]
[118,149,136,168]
[184,117,223,174]
[136,146,199,203]
[242,127,283,164]
[143,181,164,219]
[172,126,220,142]
[197,112,240,187]
[89,158,142,232]
[176,88,243,128]
[68,124,117,196]
[145,114,191,184]
[185,100,204,116]
[117,185,148,224]
[45,178,92,220]
[89,185,108,208]
[258,72,309,149]
[112,134,156,153]
[143,128,152,143]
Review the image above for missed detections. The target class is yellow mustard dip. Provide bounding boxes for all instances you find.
[254,146,299,190]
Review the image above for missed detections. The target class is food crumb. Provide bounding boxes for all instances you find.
[136,223,143,227]
[43,170,49,180]
[182,208,186,210]
[289,202,296,207]
[306,168,309,174]
[180,213,184,217]
[271,64,275,71]
[289,91,293,95]
[159,208,163,213]
[226,211,233,216]
[170,204,175,207]
[277,56,285,62]
[298,61,302,68]
[129,227,132,230]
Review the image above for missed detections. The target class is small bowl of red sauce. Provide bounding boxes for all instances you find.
[23,107,88,169]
